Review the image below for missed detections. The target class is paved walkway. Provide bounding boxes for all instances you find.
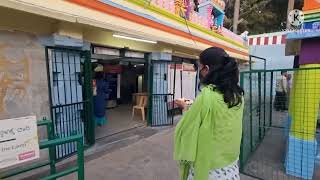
[63,127,256,180]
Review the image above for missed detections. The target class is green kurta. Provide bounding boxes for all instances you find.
[174,85,244,180]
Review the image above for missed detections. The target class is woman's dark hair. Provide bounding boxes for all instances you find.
[199,47,244,108]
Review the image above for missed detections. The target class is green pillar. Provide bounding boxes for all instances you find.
[146,53,153,126]
[83,51,95,145]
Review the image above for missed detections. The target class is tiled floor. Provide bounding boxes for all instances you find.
[95,105,145,139]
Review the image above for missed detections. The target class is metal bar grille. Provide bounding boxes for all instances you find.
[150,61,175,126]
[149,59,197,126]
[240,67,320,180]
[46,47,91,160]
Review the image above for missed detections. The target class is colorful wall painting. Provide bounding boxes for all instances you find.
[150,0,226,33]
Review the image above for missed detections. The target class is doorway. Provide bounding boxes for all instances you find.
[91,47,148,139]
[90,46,197,139]
[98,62,146,139]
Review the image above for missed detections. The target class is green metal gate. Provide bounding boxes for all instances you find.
[240,67,320,180]
[46,47,94,160]
[147,57,198,126]
[148,60,177,126]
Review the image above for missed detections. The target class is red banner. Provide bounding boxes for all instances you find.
[104,65,122,73]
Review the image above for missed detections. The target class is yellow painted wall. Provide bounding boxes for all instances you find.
[0,7,83,41]
[83,27,162,52]
[83,27,200,56]
[0,7,55,34]
[56,22,84,39]
[0,0,248,60]
[0,6,198,57]
[0,5,246,60]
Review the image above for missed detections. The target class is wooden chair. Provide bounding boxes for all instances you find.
[132,95,148,121]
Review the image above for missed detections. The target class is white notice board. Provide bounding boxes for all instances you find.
[0,116,39,169]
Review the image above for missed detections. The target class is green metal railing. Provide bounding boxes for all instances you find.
[0,118,84,180]
[239,67,320,179]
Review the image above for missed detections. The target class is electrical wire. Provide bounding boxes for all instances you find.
[182,15,198,47]
[141,0,198,47]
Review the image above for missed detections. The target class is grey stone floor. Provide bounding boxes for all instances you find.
[62,127,257,180]
[242,109,320,180]
[96,105,145,139]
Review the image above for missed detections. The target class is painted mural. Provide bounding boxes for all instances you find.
[0,31,49,120]
[150,0,226,33]
[0,45,30,114]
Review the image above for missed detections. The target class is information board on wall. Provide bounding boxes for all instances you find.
[0,116,39,169]
[168,63,197,100]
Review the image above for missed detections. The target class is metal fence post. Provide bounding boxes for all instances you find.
[239,72,245,171]
[263,71,266,137]
[249,71,253,152]
[77,138,85,180]
[258,72,262,141]
[146,53,153,126]
[173,63,176,106]
[83,51,95,145]
[46,118,56,177]
[269,71,274,127]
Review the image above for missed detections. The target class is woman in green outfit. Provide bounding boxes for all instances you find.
[174,47,244,180]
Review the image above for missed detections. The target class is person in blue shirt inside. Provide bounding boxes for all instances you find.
[93,64,110,126]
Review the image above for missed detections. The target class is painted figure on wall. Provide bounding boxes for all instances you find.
[150,0,226,33]
[207,6,214,29]
[175,0,187,17]
[185,0,192,19]
[193,0,199,12]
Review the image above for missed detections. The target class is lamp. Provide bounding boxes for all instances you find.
[113,34,157,44]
